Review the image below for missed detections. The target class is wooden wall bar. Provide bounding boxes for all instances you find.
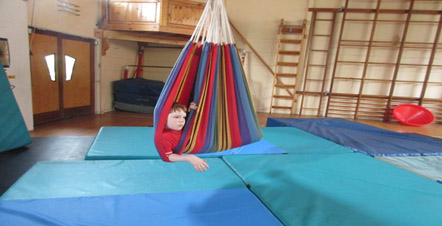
[299,0,442,123]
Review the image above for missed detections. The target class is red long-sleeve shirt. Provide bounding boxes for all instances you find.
[161,129,183,161]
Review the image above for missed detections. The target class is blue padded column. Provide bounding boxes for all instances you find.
[0,63,31,152]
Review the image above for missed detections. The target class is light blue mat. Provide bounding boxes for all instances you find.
[85,127,159,160]
[224,153,442,226]
[85,127,351,160]
[0,188,282,226]
[378,156,442,183]
[1,159,245,200]
[190,139,286,156]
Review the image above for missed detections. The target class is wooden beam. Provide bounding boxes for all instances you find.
[385,0,415,121]
[419,13,442,105]
[300,12,317,116]
[229,22,274,75]
[318,12,336,117]
[309,7,442,15]
[102,38,110,56]
[94,29,189,46]
[355,0,382,119]
[326,0,349,117]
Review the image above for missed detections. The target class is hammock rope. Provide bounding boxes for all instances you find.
[154,0,262,162]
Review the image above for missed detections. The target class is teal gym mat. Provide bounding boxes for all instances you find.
[85,127,159,160]
[224,153,442,226]
[1,158,245,200]
[85,126,352,160]
[261,127,353,154]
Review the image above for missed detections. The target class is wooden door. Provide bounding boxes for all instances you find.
[30,32,62,123]
[61,38,93,118]
[30,30,94,125]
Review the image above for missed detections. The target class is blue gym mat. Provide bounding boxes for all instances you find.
[224,153,442,226]
[0,62,31,153]
[0,188,282,226]
[266,118,442,157]
[85,126,352,160]
[1,159,245,200]
[191,139,287,156]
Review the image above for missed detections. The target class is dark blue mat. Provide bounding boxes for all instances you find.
[0,188,282,226]
[266,118,442,157]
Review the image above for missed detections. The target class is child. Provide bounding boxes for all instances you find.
[162,102,209,172]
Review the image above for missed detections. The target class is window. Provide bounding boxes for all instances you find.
[65,55,76,81]
[44,54,56,81]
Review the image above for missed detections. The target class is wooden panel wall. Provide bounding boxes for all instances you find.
[167,1,204,27]
[104,0,204,35]
[107,0,161,30]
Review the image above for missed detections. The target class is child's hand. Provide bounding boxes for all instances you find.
[168,153,209,172]
[189,102,198,111]
[186,155,209,172]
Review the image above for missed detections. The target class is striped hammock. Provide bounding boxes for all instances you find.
[153,0,262,162]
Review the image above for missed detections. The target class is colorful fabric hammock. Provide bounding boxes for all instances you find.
[154,0,262,162]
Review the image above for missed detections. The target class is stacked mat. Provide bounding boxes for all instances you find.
[113,78,164,114]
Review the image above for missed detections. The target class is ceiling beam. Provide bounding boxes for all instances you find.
[94,29,189,46]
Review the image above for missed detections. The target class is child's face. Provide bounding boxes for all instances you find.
[166,109,186,130]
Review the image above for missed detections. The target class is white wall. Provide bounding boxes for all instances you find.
[143,46,182,82]
[0,0,33,130]
[27,0,101,39]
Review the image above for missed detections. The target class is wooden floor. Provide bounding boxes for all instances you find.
[30,111,442,139]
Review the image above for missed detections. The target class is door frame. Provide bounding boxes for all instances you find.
[30,28,95,125]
